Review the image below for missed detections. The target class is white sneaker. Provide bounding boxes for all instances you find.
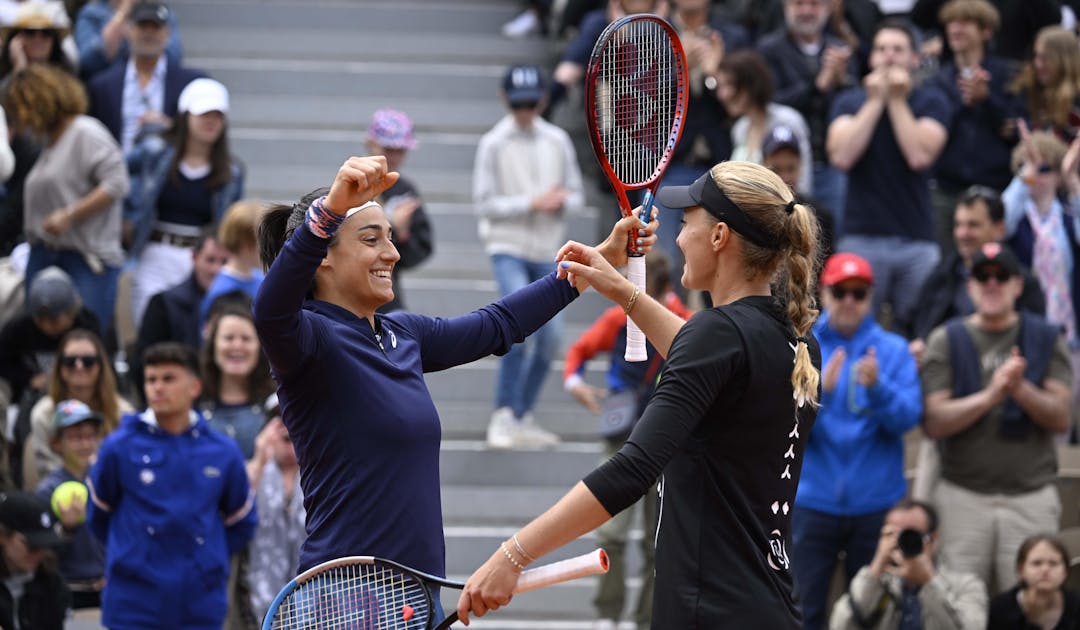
[502,9,540,38]
[513,413,561,448]
[593,620,618,630]
[486,407,518,449]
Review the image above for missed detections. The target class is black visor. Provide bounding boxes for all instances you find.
[657,172,780,248]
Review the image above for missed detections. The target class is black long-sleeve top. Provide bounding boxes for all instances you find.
[584,296,821,629]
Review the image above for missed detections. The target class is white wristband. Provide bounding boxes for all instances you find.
[564,373,584,392]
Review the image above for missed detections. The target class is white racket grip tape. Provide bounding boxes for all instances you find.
[624,256,647,362]
[513,548,609,594]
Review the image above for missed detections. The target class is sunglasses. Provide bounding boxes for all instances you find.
[972,267,1013,284]
[15,29,54,38]
[61,354,99,369]
[510,101,540,111]
[829,286,869,301]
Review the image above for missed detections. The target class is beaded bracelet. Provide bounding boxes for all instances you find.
[306,196,346,240]
[512,534,536,563]
[499,542,525,571]
[623,286,640,316]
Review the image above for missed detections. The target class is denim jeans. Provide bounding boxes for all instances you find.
[790,506,887,630]
[26,244,120,333]
[429,585,446,625]
[489,254,563,417]
[836,235,940,328]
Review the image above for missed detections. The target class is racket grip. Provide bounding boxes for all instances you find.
[624,256,647,362]
[638,190,654,225]
[513,549,609,594]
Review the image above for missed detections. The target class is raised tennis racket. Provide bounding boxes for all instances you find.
[262,548,608,629]
[585,13,688,362]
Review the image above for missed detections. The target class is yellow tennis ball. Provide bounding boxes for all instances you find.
[51,480,88,521]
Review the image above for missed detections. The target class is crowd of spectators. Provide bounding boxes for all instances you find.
[0,0,1077,628]
[510,1,1080,628]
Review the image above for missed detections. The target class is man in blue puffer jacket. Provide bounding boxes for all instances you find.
[791,253,923,630]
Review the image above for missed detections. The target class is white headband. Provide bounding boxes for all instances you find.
[345,201,381,218]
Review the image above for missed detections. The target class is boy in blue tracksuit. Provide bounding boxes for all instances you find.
[87,342,256,630]
[791,253,923,630]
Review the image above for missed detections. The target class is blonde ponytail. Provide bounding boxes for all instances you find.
[709,162,821,407]
[783,202,821,407]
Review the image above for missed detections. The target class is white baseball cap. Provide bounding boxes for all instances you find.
[178,78,230,116]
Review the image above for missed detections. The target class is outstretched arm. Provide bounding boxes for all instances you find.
[457,313,734,623]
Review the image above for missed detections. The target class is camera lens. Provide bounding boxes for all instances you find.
[897,529,925,558]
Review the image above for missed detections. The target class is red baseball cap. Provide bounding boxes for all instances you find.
[821,253,874,287]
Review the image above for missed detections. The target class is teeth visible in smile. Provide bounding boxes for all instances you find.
[372,270,391,278]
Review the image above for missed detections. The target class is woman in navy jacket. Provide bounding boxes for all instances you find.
[252,157,656,608]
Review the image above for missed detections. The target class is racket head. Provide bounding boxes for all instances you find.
[262,555,455,630]
[585,13,689,198]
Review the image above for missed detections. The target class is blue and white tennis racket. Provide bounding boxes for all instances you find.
[262,549,608,629]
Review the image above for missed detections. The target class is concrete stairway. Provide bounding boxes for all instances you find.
[171,1,649,628]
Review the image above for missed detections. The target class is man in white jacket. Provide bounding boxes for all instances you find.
[473,63,585,450]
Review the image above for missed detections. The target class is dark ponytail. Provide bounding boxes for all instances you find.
[257,186,330,271]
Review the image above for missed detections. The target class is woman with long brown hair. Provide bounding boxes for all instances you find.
[23,328,132,489]
[127,77,244,328]
[1011,26,1080,141]
[0,2,76,83]
[199,299,274,460]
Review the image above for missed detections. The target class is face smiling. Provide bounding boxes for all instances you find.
[213,314,260,378]
[320,205,401,316]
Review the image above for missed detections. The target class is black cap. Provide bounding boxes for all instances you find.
[0,492,64,549]
[129,1,170,24]
[27,266,78,319]
[970,242,1021,277]
[762,125,800,158]
[657,172,780,248]
[502,64,546,105]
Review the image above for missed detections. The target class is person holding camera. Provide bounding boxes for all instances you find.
[829,499,987,630]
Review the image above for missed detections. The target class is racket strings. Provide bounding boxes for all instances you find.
[270,562,431,629]
[595,20,681,186]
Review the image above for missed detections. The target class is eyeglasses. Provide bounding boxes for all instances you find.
[61,354,99,369]
[972,267,1013,283]
[829,286,869,301]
